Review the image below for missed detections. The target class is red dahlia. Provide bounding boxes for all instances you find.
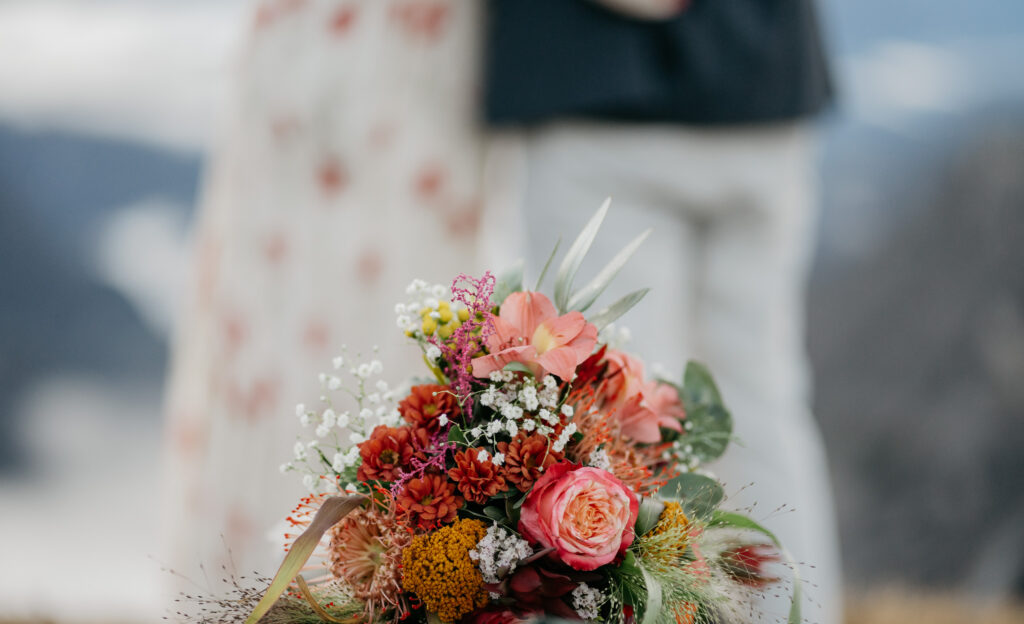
[448,447,508,503]
[397,474,463,526]
[497,433,565,492]
[357,425,416,483]
[399,384,460,433]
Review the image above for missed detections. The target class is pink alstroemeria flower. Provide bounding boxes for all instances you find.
[605,349,686,443]
[471,291,598,382]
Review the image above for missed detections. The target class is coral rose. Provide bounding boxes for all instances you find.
[518,462,639,571]
[471,291,597,381]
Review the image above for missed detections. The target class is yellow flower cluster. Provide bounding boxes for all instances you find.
[653,500,690,537]
[400,518,488,622]
[639,500,692,562]
[414,300,471,339]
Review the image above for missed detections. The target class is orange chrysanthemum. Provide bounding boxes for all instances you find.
[447,447,508,503]
[357,425,417,483]
[327,500,412,620]
[400,384,460,433]
[497,433,564,492]
[397,473,463,527]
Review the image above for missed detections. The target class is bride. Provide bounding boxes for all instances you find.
[162,0,508,584]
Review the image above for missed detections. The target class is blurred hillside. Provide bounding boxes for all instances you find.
[810,108,1024,595]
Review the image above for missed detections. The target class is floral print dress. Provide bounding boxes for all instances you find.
[162,0,516,584]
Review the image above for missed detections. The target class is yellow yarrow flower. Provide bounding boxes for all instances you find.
[401,518,488,622]
[636,500,692,564]
[653,500,690,537]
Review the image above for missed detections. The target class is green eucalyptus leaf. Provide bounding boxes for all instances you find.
[682,361,723,410]
[567,228,651,312]
[493,259,524,306]
[553,198,610,312]
[635,497,665,536]
[534,237,562,291]
[661,472,724,522]
[683,404,733,463]
[588,288,650,332]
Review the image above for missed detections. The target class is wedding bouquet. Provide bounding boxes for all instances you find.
[209,202,798,624]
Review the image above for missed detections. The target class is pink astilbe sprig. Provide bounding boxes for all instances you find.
[430,271,496,415]
[389,272,495,501]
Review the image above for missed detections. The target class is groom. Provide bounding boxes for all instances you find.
[484,1,841,622]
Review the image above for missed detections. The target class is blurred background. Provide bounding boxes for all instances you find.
[1,0,1022,622]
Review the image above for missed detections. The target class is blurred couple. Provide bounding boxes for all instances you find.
[164,1,840,621]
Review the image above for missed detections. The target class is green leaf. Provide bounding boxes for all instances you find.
[683,404,733,463]
[682,361,723,409]
[567,228,651,312]
[534,237,562,291]
[447,424,468,446]
[483,505,508,523]
[661,472,724,522]
[493,259,524,306]
[588,288,650,332]
[244,495,365,624]
[553,198,610,312]
[679,361,733,462]
[635,497,665,536]
[709,510,782,546]
[789,572,803,624]
[502,361,535,376]
[638,564,664,624]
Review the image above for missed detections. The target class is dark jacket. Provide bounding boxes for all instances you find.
[484,0,833,126]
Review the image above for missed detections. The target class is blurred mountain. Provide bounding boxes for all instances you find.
[809,107,1024,595]
[0,124,199,472]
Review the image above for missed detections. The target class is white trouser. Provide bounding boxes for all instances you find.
[516,120,842,624]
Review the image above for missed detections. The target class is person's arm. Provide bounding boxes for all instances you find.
[588,0,689,20]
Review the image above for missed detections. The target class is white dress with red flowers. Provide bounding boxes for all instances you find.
[161,0,518,587]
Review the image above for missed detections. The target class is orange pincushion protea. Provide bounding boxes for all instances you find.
[566,384,673,495]
[399,384,460,433]
[497,433,564,492]
[397,473,463,526]
[327,502,412,620]
[447,447,508,503]
[357,425,418,482]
